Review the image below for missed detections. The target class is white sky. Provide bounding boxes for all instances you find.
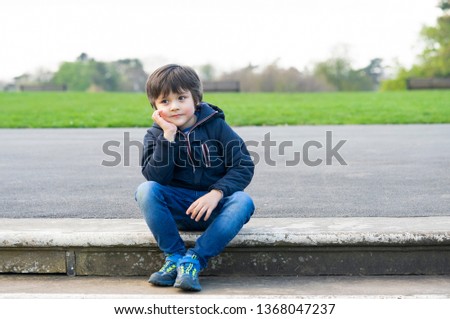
[0,0,442,82]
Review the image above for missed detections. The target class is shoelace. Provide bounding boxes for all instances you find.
[159,260,176,273]
[179,262,198,277]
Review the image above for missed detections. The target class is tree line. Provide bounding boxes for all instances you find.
[210,56,382,92]
[52,53,148,92]
[11,51,383,93]
[12,53,148,93]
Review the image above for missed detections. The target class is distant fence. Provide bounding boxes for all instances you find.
[19,84,67,92]
[203,81,240,92]
[407,78,450,90]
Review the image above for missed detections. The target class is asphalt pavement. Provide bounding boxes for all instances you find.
[1,125,449,218]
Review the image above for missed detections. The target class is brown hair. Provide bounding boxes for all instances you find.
[146,64,203,108]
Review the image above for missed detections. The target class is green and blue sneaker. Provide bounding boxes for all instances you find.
[148,254,183,287]
[174,254,202,292]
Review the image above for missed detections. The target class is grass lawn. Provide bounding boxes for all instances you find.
[0,90,449,128]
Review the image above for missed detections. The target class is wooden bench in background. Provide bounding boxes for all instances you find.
[19,84,67,92]
[203,81,240,92]
[407,78,450,90]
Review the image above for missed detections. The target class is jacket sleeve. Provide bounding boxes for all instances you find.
[208,120,255,197]
[141,129,176,184]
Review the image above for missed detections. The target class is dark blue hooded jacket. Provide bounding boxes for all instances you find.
[141,102,254,197]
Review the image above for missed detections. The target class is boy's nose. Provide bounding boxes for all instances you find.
[169,101,180,110]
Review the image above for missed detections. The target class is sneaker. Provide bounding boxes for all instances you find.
[174,254,202,291]
[148,254,182,286]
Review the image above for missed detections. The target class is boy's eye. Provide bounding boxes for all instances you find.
[178,96,186,101]
[160,99,169,104]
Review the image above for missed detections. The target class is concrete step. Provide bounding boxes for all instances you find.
[1,217,450,276]
[2,274,450,298]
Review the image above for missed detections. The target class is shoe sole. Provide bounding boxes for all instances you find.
[149,279,175,287]
[174,278,201,292]
[148,274,176,287]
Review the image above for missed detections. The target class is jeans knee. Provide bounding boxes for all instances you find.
[135,181,161,205]
[135,181,166,221]
[227,191,255,221]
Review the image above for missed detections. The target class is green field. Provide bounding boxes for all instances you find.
[0,91,449,128]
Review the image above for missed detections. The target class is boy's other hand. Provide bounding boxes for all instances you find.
[152,110,177,141]
[186,190,223,222]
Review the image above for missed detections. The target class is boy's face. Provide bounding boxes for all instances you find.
[154,90,197,130]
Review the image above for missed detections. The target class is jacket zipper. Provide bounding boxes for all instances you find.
[178,111,218,173]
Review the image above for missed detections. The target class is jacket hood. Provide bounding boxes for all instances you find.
[197,102,224,122]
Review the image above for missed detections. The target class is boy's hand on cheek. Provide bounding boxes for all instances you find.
[186,190,223,222]
[152,110,177,141]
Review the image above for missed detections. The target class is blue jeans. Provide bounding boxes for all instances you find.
[135,181,255,269]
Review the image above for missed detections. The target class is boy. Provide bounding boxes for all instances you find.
[135,64,255,292]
